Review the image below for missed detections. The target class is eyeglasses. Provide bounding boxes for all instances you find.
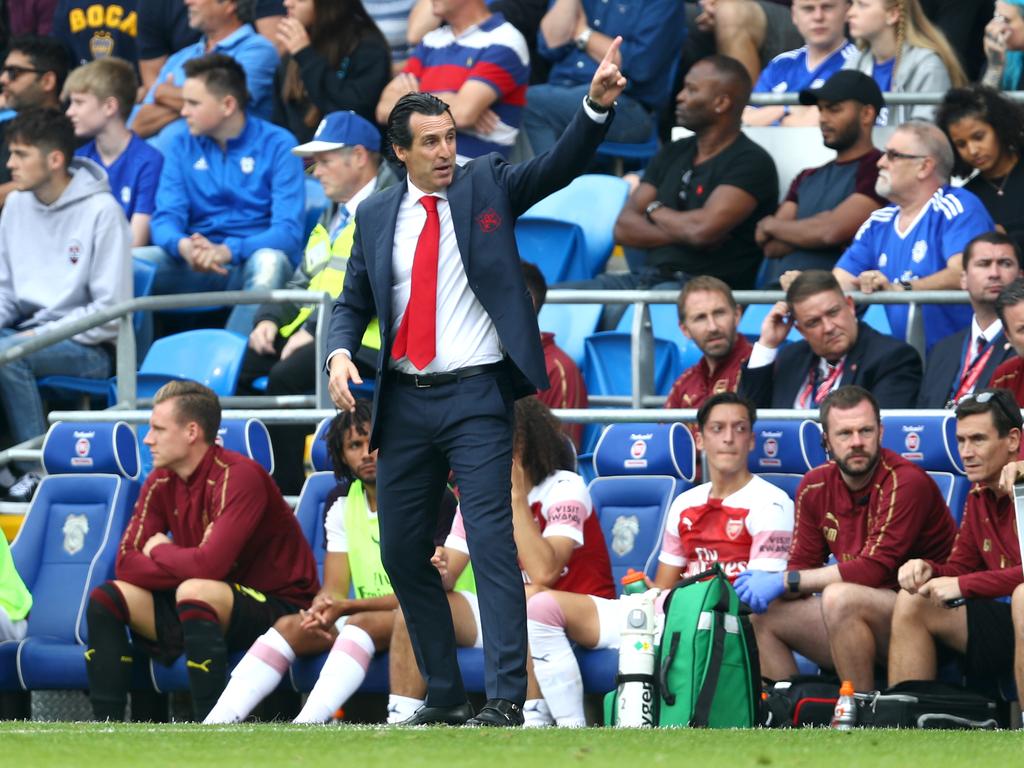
[0,65,45,81]
[956,390,1022,428]
[882,149,928,163]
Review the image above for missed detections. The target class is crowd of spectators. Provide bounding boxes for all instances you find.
[4,0,1024,726]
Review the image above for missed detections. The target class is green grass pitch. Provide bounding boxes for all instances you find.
[3,723,1023,768]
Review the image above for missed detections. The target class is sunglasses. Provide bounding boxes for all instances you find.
[956,390,1022,429]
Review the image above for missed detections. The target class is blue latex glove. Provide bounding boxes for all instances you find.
[734,569,785,614]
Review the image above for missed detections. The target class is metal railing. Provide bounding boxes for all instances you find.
[748,91,1024,107]
[0,287,971,469]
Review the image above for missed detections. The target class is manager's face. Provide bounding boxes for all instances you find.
[394,111,456,193]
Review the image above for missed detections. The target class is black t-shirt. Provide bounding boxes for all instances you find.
[965,160,1024,254]
[136,0,283,59]
[52,0,140,65]
[641,132,778,289]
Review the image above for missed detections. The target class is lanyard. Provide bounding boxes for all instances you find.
[951,334,998,403]
[798,359,845,409]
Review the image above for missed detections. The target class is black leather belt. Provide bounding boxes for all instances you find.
[391,361,505,388]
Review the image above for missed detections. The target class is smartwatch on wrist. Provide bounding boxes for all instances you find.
[645,200,664,223]
[574,26,593,51]
[786,570,801,594]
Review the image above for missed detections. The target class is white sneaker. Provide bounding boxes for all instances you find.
[6,472,41,502]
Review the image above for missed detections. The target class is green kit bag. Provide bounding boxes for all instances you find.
[604,566,761,727]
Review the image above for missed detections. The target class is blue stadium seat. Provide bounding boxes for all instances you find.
[595,121,660,173]
[4,422,142,691]
[538,302,602,366]
[616,304,703,371]
[216,418,274,474]
[515,174,629,282]
[583,332,683,397]
[880,413,967,523]
[861,303,893,336]
[749,419,828,498]
[590,422,696,589]
[108,329,248,403]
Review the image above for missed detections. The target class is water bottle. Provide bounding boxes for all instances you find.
[615,569,658,727]
[831,680,857,730]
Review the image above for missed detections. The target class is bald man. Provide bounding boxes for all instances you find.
[563,55,778,295]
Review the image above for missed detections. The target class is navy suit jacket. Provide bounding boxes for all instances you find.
[739,322,923,409]
[326,106,612,447]
[916,326,1014,408]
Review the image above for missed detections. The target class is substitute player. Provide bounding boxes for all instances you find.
[85,381,319,721]
[527,391,794,727]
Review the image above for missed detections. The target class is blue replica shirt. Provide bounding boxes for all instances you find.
[536,0,686,109]
[132,24,278,148]
[150,115,305,265]
[751,43,856,123]
[76,132,164,218]
[836,186,994,349]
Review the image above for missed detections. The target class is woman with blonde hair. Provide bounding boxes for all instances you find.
[843,0,967,125]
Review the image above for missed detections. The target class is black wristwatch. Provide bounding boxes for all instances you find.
[645,200,664,223]
[897,277,913,291]
[584,94,611,114]
[786,570,801,594]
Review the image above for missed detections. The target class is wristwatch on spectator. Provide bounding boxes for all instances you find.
[897,277,913,291]
[786,570,801,594]
[574,27,593,51]
[645,201,664,223]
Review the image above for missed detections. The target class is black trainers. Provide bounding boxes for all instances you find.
[6,472,41,502]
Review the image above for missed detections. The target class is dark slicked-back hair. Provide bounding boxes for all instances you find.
[6,35,70,93]
[514,397,575,486]
[324,400,373,481]
[386,92,453,160]
[955,387,1023,437]
[521,261,547,315]
[935,84,1024,178]
[696,391,756,433]
[962,231,1023,270]
[5,107,75,168]
[183,53,249,108]
[819,385,880,435]
[996,278,1024,325]
[786,269,844,309]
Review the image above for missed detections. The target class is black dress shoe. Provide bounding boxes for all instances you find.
[465,698,524,727]
[399,701,474,726]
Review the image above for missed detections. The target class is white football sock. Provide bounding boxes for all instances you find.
[204,628,296,724]
[528,616,586,727]
[523,698,554,727]
[293,624,375,724]
[387,694,426,724]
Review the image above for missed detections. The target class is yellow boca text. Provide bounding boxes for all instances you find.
[68,5,138,36]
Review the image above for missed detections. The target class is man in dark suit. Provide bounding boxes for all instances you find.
[740,270,921,409]
[324,39,627,727]
[917,232,1021,408]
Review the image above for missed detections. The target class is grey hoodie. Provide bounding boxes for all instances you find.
[0,157,131,345]
[842,44,953,126]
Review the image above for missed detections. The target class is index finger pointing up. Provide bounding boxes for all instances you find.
[600,35,623,68]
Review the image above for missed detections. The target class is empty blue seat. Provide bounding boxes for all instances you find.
[616,304,703,371]
[215,418,274,474]
[538,302,602,366]
[589,423,696,590]
[583,332,682,397]
[749,419,828,498]
[515,174,629,282]
[108,329,248,403]
[5,422,142,691]
[880,414,967,523]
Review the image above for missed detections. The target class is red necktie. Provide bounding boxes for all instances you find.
[392,195,440,369]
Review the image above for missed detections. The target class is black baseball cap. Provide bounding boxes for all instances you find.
[798,70,885,112]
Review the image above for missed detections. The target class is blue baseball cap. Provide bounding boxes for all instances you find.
[292,110,381,156]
